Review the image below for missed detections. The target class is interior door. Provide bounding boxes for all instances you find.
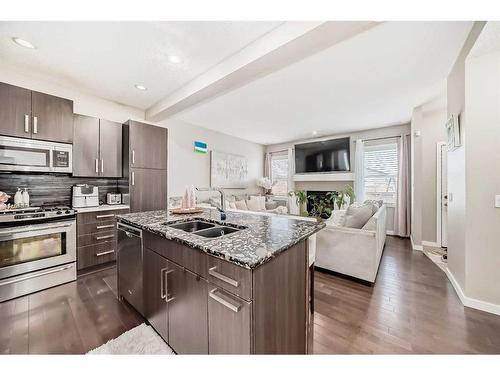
[73,115,100,177]
[0,82,32,139]
[167,261,208,354]
[129,168,167,212]
[440,144,448,247]
[99,119,122,177]
[31,91,73,143]
[143,248,169,341]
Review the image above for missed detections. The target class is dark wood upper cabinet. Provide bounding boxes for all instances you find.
[31,90,73,143]
[128,120,167,169]
[129,168,167,212]
[73,115,122,178]
[73,115,99,177]
[99,119,122,178]
[0,82,32,138]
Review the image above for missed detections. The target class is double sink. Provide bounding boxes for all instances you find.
[165,218,246,239]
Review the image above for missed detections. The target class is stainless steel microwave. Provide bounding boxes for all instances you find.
[0,136,72,173]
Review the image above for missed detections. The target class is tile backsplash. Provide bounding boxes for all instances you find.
[0,173,129,207]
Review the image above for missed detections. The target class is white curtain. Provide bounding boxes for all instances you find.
[354,139,365,203]
[287,148,300,215]
[394,135,410,237]
[264,152,271,179]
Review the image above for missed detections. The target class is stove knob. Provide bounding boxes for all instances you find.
[65,210,71,214]
[56,210,62,215]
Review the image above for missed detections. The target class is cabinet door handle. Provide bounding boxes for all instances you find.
[33,116,38,134]
[164,269,175,303]
[209,266,239,287]
[160,267,168,299]
[96,224,114,230]
[95,159,99,173]
[95,234,114,241]
[132,149,135,164]
[96,214,114,219]
[96,250,115,257]
[131,171,135,186]
[209,288,241,312]
[101,159,104,173]
[24,114,30,133]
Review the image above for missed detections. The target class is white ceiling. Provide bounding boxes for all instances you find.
[174,21,473,145]
[0,21,282,108]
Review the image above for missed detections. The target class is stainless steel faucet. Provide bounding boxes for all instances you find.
[196,187,226,220]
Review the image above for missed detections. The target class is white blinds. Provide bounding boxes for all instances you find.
[363,140,398,204]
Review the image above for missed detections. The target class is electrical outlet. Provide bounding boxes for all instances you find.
[495,195,500,208]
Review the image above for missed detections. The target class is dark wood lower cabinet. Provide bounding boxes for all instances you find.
[167,262,208,354]
[138,232,310,354]
[144,248,169,341]
[208,286,252,354]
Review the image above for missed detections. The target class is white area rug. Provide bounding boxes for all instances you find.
[87,323,175,355]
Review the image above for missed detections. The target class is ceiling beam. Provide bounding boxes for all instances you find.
[145,21,379,122]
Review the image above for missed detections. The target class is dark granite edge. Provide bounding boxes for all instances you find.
[116,214,325,269]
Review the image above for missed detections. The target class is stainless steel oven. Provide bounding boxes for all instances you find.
[0,207,77,302]
[0,135,72,173]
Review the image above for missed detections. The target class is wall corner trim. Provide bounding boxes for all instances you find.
[445,267,500,316]
[422,240,440,248]
[410,235,423,251]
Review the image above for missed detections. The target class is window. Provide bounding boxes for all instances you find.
[363,141,398,205]
[271,152,289,196]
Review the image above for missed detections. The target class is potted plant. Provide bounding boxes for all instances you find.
[288,190,308,216]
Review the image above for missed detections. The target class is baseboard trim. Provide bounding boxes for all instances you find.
[410,235,423,251]
[386,230,395,235]
[445,268,500,316]
[422,240,440,248]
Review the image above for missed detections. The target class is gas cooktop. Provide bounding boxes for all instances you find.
[0,205,76,223]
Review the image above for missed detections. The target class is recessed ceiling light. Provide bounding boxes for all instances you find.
[134,84,147,91]
[12,37,36,49]
[168,55,183,64]
[312,131,318,136]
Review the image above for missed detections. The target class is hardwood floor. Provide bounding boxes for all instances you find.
[0,266,143,354]
[313,236,500,354]
[1,236,500,354]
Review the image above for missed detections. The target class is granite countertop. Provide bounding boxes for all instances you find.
[74,204,130,213]
[117,208,325,269]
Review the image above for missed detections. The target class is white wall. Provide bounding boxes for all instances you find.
[164,118,264,197]
[0,62,144,123]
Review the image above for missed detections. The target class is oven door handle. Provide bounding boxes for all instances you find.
[0,264,73,287]
[0,222,74,237]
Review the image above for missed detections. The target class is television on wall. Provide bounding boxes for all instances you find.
[294,137,351,173]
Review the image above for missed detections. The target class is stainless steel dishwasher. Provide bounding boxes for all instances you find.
[117,222,144,315]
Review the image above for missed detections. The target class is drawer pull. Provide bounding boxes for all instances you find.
[96,224,115,230]
[209,288,241,312]
[0,264,73,287]
[96,214,115,219]
[209,266,239,287]
[96,250,115,257]
[95,234,114,241]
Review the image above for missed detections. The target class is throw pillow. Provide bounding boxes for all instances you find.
[249,195,266,211]
[362,217,377,231]
[246,198,261,211]
[234,200,248,210]
[343,204,373,229]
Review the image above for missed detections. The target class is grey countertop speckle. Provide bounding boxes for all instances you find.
[117,208,324,269]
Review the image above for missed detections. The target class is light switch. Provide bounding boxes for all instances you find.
[495,195,500,208]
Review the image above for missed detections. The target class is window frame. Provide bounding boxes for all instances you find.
[270,151,290,197]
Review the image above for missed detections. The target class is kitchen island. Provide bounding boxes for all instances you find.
[116,208,324,354]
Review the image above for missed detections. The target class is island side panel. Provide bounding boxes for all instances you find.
[252,240,308,354]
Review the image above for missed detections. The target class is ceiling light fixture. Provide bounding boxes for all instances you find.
[12,37,36,49]
[312,131,318,136]
[134,84,147,91]
[168,55,183,64]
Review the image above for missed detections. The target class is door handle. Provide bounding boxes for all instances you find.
[33,116,38,134]
[164,269,175,303]
[209,288,241,312]
[24,114,30,133]
[132,150,135,164]
[131,171,135,186]
[95,159,99,173]
[101,159,104,173]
